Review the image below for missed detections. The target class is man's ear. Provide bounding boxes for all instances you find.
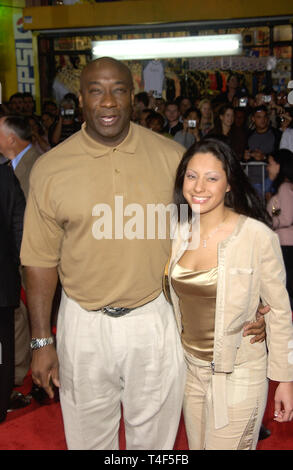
[8,133,15,147]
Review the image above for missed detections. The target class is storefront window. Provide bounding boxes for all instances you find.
[37,24,292,107]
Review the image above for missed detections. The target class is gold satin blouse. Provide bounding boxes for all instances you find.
[171,263,217,362]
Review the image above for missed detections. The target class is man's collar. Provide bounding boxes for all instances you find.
[255,127,270,135]
[79,122,138,158]
[11,143,32,170]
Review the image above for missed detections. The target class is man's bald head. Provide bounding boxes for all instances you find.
[78,56,134,147]
[80,57,133,93]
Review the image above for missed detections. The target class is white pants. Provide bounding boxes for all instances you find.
[56,291,186,450]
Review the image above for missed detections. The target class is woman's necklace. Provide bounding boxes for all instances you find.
[201,217,227,248]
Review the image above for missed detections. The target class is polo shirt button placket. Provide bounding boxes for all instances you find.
[112,149,123,194]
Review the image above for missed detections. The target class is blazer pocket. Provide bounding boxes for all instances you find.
[226,267,255,328]
[229,267,254,275]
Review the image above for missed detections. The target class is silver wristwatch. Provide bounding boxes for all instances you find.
[30,336,54,350]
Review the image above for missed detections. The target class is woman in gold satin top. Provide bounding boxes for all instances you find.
[168,137,293,449]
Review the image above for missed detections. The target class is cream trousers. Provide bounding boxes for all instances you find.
[56,291,186,450]
[183,337,269,450]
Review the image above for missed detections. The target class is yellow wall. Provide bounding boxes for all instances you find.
[23,0,293,30]
[0,0,25,102]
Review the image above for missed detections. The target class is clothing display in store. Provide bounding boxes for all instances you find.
[143,60,165,97]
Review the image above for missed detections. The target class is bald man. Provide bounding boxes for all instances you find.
[20,57,186,450]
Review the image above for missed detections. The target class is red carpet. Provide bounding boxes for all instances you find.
[0,376,292,450]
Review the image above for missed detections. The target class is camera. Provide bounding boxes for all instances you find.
[239,97,248,107]
[187,120,196,128]
[262,95,271,103]
[61,108,75,117]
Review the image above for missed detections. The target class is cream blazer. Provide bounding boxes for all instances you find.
[167,214,293,428]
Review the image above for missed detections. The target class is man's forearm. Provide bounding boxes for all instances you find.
[24,266,58,337]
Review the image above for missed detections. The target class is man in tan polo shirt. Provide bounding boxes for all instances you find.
[21,58,266,450]
[21,57,186,450]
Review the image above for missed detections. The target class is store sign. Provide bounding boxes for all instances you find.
[13,13,35,96]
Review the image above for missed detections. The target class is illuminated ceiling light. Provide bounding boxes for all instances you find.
[92,34,242,60]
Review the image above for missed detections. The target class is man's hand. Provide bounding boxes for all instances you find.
[243,304,270,343]
[250,149,266,161]
[243,149,251,161]
[31,344,60,399]
[25,266,59,398]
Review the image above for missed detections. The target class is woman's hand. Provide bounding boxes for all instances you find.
[274,382,293,422]
[182,119,189,133]
[188,126,201,142]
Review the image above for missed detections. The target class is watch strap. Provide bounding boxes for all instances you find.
[30,336,54,350]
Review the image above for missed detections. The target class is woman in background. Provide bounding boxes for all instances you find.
[28,116,51,155]
[209,104,244,159]
[174,107,201,149]
[209,104,234,138]
[267,149,293,307]
[198,99,214,136]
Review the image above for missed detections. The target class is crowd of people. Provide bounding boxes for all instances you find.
[0,62,293,450]
[1,76,293,162]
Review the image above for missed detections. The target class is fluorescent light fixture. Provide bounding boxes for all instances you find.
[92,34,242,60]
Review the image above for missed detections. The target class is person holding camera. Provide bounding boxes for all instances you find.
[51,97,81,147]
[174,107,201,148]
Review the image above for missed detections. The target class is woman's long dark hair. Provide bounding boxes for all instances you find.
[210,104,234,136]
[271,149,293,195]
[174,137,272,227]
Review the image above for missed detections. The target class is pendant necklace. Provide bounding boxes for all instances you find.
[202,216,227,248]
